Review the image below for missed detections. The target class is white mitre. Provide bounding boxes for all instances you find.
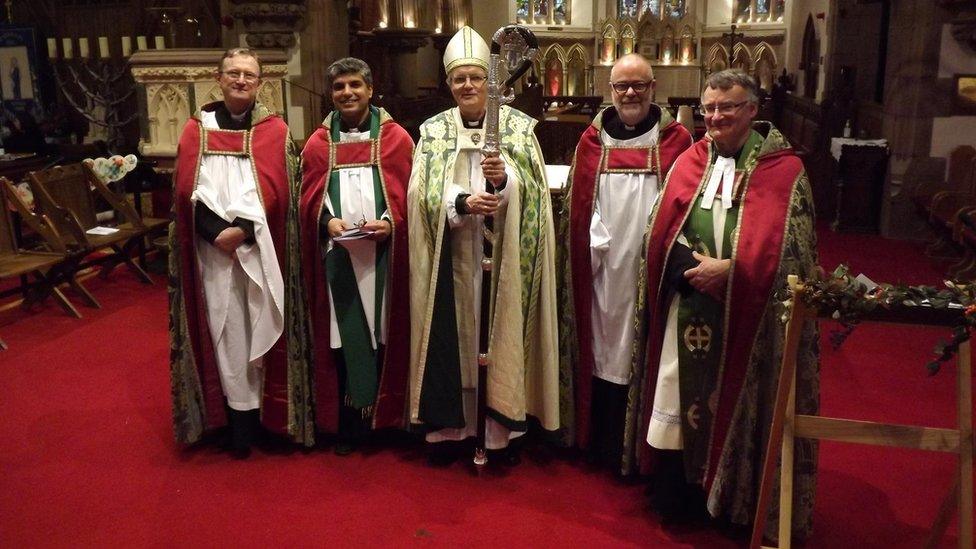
[443,26,489,74]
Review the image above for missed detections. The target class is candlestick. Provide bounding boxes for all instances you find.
[121,36,132,57]
[136,36,147,50]
[78,37,89,58]
[62,38,73,59]
[154,36,165,49]
[48,38,57,59]
[98,36,109,58]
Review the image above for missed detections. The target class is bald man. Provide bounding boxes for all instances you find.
[561,53,692,473]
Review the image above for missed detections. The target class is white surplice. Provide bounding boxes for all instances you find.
[425,112,519,449]
[323,127,389,350]
[589,123,660,385]
[191,110,284,411]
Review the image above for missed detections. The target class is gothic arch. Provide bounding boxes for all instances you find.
[543,44,566,96]
[801,14,820,98]
[148,83,189,150]
[566,43,588,95]
[679,25,695,63]
[543,43,568,65]
[706,43,729,73]
[754,42,778,91]
[621,24,636,56]
[660,25,675,62]
[731,42,753,71]
[601,22,619,64]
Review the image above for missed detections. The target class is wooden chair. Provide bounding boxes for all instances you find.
[915,146,976,258]
[751,277,973,549]
[27,163,168,296]
[950,207,976,281]
[0,178,79,349]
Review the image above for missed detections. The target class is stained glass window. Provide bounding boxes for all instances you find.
[642,0,660,17]
[517,0,529,22]
[619,0,638,17]
[666,0,685,18]
[554,0,567,23]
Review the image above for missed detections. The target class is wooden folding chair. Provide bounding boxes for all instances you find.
[0,178,80,349]
[751,276,973,549]
[27,163,168,295]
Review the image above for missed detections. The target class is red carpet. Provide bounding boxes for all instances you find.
[0,228,969,547]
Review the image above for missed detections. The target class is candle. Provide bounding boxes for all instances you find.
[47,38,57,59]
[62,38,73,59]
[78,37,89,58]
[154,36,165,49]
[136,36,147,50]
[98,36,109,58]
[121,36,132,57]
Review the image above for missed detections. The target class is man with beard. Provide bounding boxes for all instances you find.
[299,58,413,454]
[640,69,819,538]
[560,53,692,472]
[169,48,312,458]
[407,26,559,465]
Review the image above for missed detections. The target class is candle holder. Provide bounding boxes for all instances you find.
[51,54,137,152]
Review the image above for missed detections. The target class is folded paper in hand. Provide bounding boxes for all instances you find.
[86,226,120,236]
[334,227,375,242]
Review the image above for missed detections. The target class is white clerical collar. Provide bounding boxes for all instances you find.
[701,155,735,210]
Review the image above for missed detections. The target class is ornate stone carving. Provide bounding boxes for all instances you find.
[230,1,308,49]
[143,83,190,156]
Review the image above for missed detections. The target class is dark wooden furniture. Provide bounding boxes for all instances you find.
[911,145,976,260]
[27,163,168,302]
[832,142,889,233]
[0,177,80,349]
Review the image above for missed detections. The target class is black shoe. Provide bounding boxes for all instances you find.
[228,408,255,458]
[487,446,522,467]
[334,440,357,456]
[230,445,251,460]
[426,441,461,467]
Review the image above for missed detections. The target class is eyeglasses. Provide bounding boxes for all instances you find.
[222,70,260,83]
[609,81,651,94]
[699,100,749,116]
[450,74,487,87]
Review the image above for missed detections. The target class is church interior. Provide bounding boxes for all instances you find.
[2,0,976,547]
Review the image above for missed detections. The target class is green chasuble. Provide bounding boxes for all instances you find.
[323,108,389,411]
[676,129,762,481]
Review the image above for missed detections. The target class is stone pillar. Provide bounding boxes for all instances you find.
[293,0,349,131]
[879,0,954,238]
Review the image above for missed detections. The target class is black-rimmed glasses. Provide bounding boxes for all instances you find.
[609,81,651,94]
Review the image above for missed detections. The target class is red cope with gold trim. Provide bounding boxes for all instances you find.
[567,116,693,449]
[203,129,250,156]
[298,117,414,433]
[173,113,293,434]
[640,136,804,489]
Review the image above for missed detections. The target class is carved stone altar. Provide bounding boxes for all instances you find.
[129,49,289,163]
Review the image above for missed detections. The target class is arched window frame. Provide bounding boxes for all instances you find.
[734,0,786,24]
[516,0,572,25]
